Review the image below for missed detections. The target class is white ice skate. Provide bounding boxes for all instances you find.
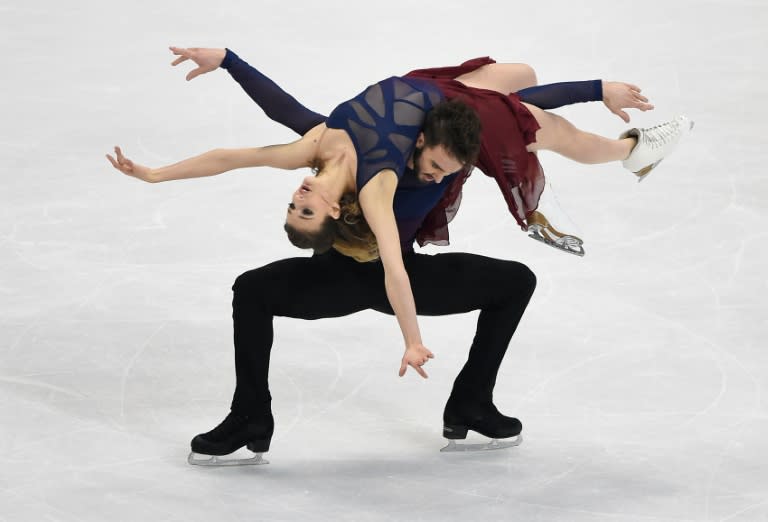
[440,434,523,452]
[622,115,694,182]
[526,180,585,256]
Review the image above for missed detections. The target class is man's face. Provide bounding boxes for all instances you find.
[412,136,464,185]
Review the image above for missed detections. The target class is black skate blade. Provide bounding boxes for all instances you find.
[187,452,269,466]
[440,435,523,453]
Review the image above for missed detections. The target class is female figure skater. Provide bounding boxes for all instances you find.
[166,47,686,258]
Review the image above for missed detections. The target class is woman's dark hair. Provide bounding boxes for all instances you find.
[284,217,337,253]
[333,194,379,262]
[422,98,482,166]
[284,191,378,260]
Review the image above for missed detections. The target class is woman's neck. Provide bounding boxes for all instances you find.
[316,128,358,196]
[318,158,355,201]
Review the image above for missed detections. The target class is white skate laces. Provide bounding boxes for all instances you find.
[622,115,694,181]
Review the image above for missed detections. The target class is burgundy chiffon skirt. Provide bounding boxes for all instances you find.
[405,57,545,246]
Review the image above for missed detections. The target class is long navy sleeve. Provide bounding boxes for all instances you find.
[516,80,603,109]
[221,49,327,136]
[223,49,603,129]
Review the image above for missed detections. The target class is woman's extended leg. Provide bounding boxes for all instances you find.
[523,102,693,176]
[454,63,538,94]
[523,102,635,163]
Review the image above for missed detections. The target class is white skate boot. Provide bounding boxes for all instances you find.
[622,115,694,182]
[526,181,585,257]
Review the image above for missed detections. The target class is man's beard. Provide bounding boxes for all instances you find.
[411,146,429,184]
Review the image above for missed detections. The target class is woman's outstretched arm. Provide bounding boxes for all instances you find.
[169,46,327,135]
[358,171,434,379]
[106,126,323,183]
[518,80,653,123]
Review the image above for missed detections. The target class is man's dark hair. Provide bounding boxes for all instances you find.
[422,98,482,166]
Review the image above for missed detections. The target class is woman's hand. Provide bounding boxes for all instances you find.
[169,46,226,81]
[106,146,154,182]
[399,343,435,379]
[602,81,654,123]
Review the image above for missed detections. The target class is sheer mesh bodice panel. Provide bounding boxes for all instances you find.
[326,76,443,192]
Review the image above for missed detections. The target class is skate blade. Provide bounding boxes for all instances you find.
[528,224,585,257]
[187,452,269,466]
[635,159,663,182]
[440,435,523,452]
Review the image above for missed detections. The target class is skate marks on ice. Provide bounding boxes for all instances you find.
[441,434,523,452]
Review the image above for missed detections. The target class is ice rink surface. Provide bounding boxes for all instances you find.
[2,0,767,520]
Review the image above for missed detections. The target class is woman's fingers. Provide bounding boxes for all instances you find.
[186,68,204,81]
[110,146,133,172]
[399,354,432,378]
[169,46,189,66]
[412,361,428,379]
[106,154,119,169]
[114,145,126,163]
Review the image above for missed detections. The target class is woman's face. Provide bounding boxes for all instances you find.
[285,176,339,232]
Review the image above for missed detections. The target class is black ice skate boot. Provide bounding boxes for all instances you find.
[188,411,274,466]
[441,397,523,452]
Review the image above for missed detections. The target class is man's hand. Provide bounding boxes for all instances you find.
[602,81,655,123]
[399,343,435,379]
[169,46,226,81]
[106,146,154,182]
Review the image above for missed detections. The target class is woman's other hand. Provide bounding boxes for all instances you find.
[399,343,435,379]
[602,81,654,123]
[169,46,226,81]
[106,146,154,182]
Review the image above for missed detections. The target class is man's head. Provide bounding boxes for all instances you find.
[412,98,481,184]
